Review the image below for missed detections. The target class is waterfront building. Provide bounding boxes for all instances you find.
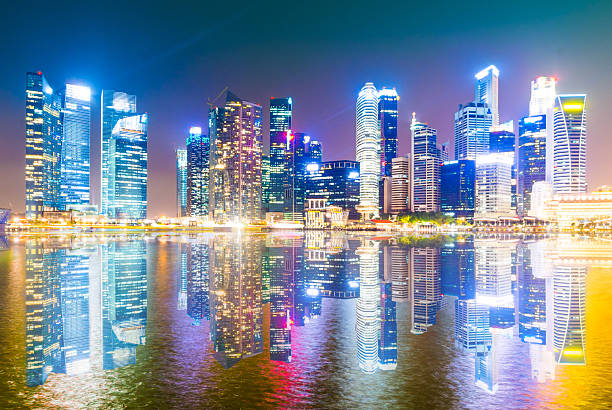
[262,155,270,213]
[356,82,380,218]
[540,186,612,229]
[475,152,514,218]
[284,132,320,222]
[391,156,410,214]
[378,88,399,177]
[186,127,209,217]
[518,115,547,215]
[489,121,517,211]
[474,65,499,126]
[209,91,263,223]
[101,91,137,216]
[106,114,148,219]
[60,84,91,209]
[176,148,187,217]
[454,102,493,160]
[552,95,587,194]
[530,76,557,116]
[441,159,476,220]
[306,160,360,219]
[25,72,63,219]
[269,97,292,212]
[410,113,440,212]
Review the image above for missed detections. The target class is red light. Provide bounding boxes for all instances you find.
[37,71,42,75]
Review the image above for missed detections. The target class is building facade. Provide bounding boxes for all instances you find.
[441,159,476,220]
[474,65,499,126]
[552,95,587,194]
[306,160,360,220]
[410,113,440,212]
[391,156,410,214]
[454,102,493,160]
[378,88,399,177]
[475,152,514,218]
[269,97,292,213]
[209,91,263,223]
[518,115,547,215]
[356,82,380,217]
[186,127,209,217]
[176,148,187,217]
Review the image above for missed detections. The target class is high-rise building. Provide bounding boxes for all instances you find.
[518,115,547,215]
[186,127,209,217]
[284,132,320,222]
[176,148,187,217]
[378,88,399,177]
[306,160,361,219]
[529,76,557,116]
[101,91,137,216]
[439,142,450,163]
[552,95,587,194]
[356,82,380,217]
[59,84,91,209]
[391,156,410,214]
[441,159,476,220]
[410,113,440,212]
[269,97,292,213]
[474,65,499,126]
[475,152,514,218]
[489,121,517,212]
[106,114,148,219]
[25,72,63,219]
[209,91,263,223]
[454,102,493,160]
[262,154,270,213]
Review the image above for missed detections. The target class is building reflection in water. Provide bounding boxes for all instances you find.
[25,238,148,386]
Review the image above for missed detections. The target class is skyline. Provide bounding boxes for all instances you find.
[2,1,611,216]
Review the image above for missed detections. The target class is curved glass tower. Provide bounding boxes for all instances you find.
[356,83,380,217]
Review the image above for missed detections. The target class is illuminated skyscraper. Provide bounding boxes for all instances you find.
[262,154,270,213]
[356,82,380,217]
[101,91,137,216]
[269,97,292,213]
[454,102,493,160]
[489,120,517,212]
[378,88,399,177]
[474,65,499,126]
[306,160,361,219]
[106,114,148,219]
[518,115,547,215]
[176,148,187,217]
[475,152,514,218]
[284,132,319,222]
[391,156,410,214]
[209,91,263,223]
[529,76,557,116]
[186,126,209,217]
[410,113,440,212]
[441,159,476,220]
[552,95,587,194]
[25,72,63,219]
[59,84,91,209]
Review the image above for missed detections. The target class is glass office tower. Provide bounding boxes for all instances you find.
[25,72,63,219]
[378,88,399,177]
[107,114,148,220]
[60,84,91,209]
[269,97,292,213]
[518,115,547,215]
[356,82,380,217]
[441,159,476,220]
[186,127,210,217]
[454,102,493,160]
[306,160,361,219]
[100,91,137,216]
[474,65,499,126]
[410,113,440,212]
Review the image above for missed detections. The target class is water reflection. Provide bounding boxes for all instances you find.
[16,232,607,399]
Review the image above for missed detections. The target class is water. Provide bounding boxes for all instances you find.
[1,231,611,408]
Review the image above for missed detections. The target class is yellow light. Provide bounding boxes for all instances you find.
[562,349,584,356]
[563,104,583,111]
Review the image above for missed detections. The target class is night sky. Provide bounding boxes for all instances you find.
[1,1,611,217]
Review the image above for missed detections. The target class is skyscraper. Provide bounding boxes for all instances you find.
[518,115,547,215]
[262,154,270,213]
[391,156,410,214]
[101,91,137,216]
[306,160,361,219]
[106,114,148,220]
[378,88,399,177]
[529,76,557,116]
[176,148,187,217]
[356,82,380,218]
[186,126,209,217]
[59,84,91,209]
[410,113,440,212]
[25,72,63,219]
[454,102,493,160]
[441,159,476,220]
[474,65,499,126]
[552,95,587,194]
[269,97,292,213]
[284,132,319,222]
[489,120,517,212]
[475,152,514,218]
[209,91,263,223]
